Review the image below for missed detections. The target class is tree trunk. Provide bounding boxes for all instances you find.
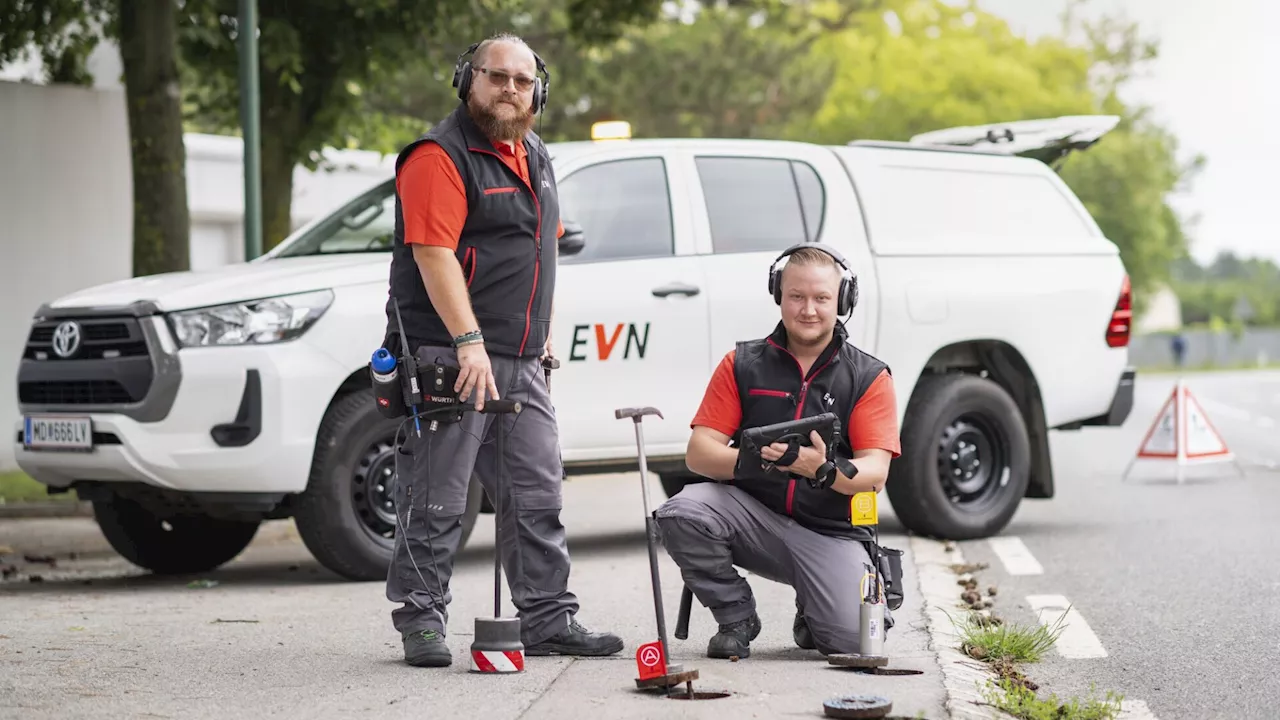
[117,0,190,277]
[260,132,296,252]
[258,67,304,253]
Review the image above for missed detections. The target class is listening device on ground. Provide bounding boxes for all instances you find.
[736,412,840,487]
[767,243,859,317]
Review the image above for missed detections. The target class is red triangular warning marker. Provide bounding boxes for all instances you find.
[1123,378,1243,483]
[1135,389,1178,459]
[1183,388,1232,458]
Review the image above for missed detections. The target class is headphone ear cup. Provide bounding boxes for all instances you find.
[845,276,859,315]
[769,267,782,305]
[455,61,472,102]
[531,77,543,114]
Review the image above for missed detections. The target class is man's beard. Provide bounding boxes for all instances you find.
[468,95,536,143]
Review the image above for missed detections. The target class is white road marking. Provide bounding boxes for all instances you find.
[1025,594,1108,659]
[1119,699,1160,719]
[987,536,1044,575]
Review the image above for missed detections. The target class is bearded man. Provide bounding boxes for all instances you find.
[382,33,624,668]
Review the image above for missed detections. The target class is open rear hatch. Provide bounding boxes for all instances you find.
[906,115,1121,167]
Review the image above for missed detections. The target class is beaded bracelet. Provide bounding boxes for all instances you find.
[453,330,484,347]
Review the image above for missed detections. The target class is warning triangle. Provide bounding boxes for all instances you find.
[1135,389,1178,458]
[1183,388,1231,458]
[1125,379,1241,483]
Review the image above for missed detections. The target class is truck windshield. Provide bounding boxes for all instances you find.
[272,180,397,257]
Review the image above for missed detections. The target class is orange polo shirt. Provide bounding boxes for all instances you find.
[396,139,564,250]
[691,349,902,458]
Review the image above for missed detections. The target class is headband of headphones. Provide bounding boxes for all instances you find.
[767,242,859,317]
[451,39,551,115]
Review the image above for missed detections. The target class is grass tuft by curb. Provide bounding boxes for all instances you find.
[980,678,1123,720]
[944,557,1124,719]
[956,608,1066,664]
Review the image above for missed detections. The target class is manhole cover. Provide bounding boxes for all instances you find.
[823,694,893,719]
[667,690,732,700]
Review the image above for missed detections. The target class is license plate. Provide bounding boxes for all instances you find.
[23,415,93,452]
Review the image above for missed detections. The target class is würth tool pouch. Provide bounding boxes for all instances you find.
[877,545,905,611]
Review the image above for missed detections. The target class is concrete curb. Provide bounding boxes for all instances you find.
[0,500,92,519]
[910,535,1013,720]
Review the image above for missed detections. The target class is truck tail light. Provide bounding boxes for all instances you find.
[1106,274,1132,348]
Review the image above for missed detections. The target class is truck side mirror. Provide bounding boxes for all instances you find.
[559,220,586,256]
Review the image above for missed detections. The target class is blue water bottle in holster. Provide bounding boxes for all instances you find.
[370,348,405,418]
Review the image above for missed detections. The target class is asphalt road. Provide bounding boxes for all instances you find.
[3,369,1277,720]
[955,369,1280,720]
[0,473,945,720]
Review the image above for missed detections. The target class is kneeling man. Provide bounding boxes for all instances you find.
[654,244,901,659]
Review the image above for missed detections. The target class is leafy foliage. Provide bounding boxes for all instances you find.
[1170,252,1280,327]
[177,0,665,250]
[0,0,114,84]
[346,0,1201,310]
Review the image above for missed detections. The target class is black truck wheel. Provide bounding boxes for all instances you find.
[887,373,1030,540]
[92,495,260,574]
[293,390,483,581]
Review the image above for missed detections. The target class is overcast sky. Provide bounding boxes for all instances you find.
[972,0,1279,266]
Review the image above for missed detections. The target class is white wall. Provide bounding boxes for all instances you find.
[0,75,396,471]
[0,80,134,471]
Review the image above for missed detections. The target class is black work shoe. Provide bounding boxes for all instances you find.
[707,612,762,659]
[793,611,816,650]
[403,629,452,667]
[525,617,625,657]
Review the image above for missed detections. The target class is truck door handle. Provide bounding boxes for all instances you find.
[652,282,701,298]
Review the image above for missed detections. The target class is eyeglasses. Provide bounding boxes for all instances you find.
[476,67,535,92]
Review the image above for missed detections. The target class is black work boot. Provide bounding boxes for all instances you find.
[525,617,625,657]
[793,610,816,650]
[707,612,762,659]
[403,629,452,667]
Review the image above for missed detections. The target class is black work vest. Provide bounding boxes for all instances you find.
[384,103,560,358]
[730,322,890,540]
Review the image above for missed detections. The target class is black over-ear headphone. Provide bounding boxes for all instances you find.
[767,243,859,317]
[452,41,550,116]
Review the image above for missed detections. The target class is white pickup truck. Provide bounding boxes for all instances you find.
[14,116,1135,581]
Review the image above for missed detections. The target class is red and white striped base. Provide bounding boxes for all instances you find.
[470,649,525,673]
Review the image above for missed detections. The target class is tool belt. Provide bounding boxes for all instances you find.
[863,541,905,611]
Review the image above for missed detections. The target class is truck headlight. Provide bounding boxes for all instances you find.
[167,289,335,347]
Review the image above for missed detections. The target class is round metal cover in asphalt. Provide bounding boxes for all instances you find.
[827,653,889,668]
[823,694,893,719]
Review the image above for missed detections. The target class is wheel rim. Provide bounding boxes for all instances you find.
[351,438,397,544]
[936,412,1008,512]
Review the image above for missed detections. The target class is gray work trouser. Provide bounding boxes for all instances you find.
[654,482,891,655]
[385,344,578,646]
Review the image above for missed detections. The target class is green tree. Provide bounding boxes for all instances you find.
[1,0,192,278]
[178,0,666,252]
[798,0,1201,307]
[344,0,884,151]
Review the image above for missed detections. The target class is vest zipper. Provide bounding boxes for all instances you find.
[767,337,837,516]
[469,147,543,356]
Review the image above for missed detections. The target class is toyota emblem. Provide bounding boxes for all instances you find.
[51,321,82,358]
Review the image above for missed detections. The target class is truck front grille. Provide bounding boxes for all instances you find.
[24,318,149,360]
[18,316,155,407]
[18,380,135,405]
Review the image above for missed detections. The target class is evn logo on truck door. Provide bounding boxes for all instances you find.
[568,323,650,361]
